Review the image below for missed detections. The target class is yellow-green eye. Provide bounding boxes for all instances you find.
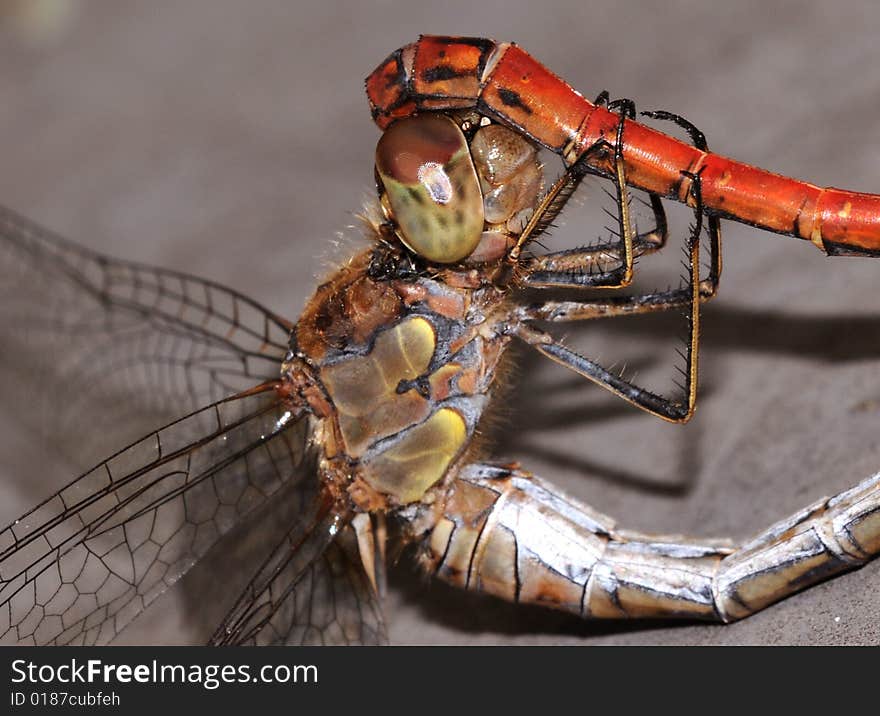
[375,114,484,263]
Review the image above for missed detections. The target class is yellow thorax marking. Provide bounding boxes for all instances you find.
[321,316,436,455]
[365,407,467,504]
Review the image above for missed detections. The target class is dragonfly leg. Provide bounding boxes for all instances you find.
[534,105,725,300]
[510,107,725,422]
[592,90,637,119]
[422,463,880,623]
[519,192,668,289]
[508,103,644,289]
[510,171,714,422]
[522,103,723,291]
[593,89,611,106]
[512,279,715,324]
[513,175,719,323]
[640,109,708,152]
[518,102,722,292]
[641,106,722,293]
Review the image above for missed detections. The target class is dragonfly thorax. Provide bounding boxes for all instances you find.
[292,250,512,507]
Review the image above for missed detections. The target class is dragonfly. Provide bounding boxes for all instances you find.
[1,34,879,645]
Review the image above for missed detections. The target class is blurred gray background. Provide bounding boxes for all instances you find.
[1,0,879,645]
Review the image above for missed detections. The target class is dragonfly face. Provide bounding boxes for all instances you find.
[376,114,486,263]
[374,112,543,265]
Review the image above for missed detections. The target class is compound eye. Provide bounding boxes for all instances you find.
[375,114,484,263]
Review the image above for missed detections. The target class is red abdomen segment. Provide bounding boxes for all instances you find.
[366,36,880,255]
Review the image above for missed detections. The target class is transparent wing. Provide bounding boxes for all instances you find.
[210,509,388,646]
[0,384,313,645]
[0,205,292,473]
[0,206,385,645]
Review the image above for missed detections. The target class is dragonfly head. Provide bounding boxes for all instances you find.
[374,113,543,265]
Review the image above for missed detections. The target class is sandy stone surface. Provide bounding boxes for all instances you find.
[1,0,878,645]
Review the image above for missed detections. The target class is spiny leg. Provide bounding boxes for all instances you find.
[508,103,642,289]
[517,100,721,289]
[423,463,880,623]
[640,107,722,293]
[541,98,721,295]
[593,90,640,116]
[521,108,724,306]
[597,93,709,152]
[511,110,724,422]
[511,286,707,327]
[513,171,707,422]
[512,215,719,323]
[520,192,668,289]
